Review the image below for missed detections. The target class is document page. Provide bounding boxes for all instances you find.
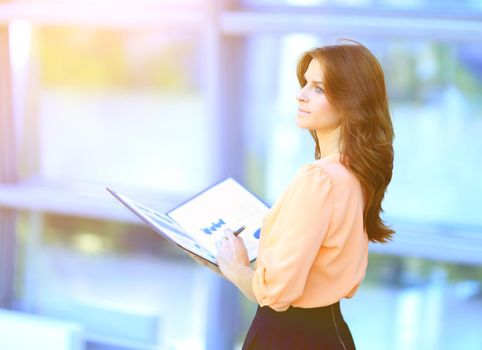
[167,178,269,262]
[107,188,217,263]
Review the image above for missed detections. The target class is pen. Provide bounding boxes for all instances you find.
[233,225,246,236]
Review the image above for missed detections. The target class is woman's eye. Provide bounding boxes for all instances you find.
[315,86,324,94]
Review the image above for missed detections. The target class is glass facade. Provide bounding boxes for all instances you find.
[17,26,213,196]
[15,212,213,349]
[241,0,482,14]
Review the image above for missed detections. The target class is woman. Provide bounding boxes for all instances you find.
[196,41,394,349]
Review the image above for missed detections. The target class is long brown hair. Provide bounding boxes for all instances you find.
[297,41,395,243]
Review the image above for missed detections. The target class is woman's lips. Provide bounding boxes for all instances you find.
[298,108,310,115]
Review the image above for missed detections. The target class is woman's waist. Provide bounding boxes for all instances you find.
[254,301,343,328]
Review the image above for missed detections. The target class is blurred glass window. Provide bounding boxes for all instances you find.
[241,0,482,14]
[13,26,213,195]
[15,211,209,348]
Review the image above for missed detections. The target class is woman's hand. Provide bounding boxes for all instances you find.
[185,227,254,298]
[215,229,257,301]
[214,228,250,283]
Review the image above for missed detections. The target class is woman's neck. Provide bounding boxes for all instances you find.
[315,126,343,158]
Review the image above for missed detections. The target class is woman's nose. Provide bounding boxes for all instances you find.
[296,92,308,102]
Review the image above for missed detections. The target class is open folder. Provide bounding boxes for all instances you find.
[107,178,269,268]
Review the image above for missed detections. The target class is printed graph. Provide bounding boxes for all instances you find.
[201,219,226,235]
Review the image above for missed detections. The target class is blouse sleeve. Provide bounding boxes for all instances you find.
[252,164,333,311]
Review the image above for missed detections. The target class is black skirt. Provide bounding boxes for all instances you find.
[241,302,356,350]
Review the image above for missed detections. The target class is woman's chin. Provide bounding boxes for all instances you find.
[295,116,310,129]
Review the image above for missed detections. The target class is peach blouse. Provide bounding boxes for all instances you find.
[252,153,368,312]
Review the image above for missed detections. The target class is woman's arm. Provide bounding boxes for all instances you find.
[250,165,333,311]
[229,265,257,302]
[215,230,258,303]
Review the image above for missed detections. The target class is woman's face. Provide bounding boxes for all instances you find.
[296,59,341,133]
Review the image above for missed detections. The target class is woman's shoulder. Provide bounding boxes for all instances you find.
[306,154,359,187]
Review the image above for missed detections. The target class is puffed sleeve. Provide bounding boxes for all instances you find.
[252,164,333,311]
